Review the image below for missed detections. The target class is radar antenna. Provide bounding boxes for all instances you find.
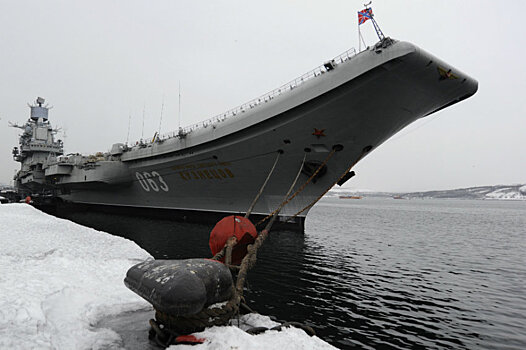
[141,104,145,140]
[157,94,165,139]
[126,112,132,145]
[8,121,25,129]
[178,82,181,130]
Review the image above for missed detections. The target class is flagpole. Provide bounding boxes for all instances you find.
[358,26,366,51]
[358,19,361,52]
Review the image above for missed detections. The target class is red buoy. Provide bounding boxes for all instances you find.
[209,215,257,265]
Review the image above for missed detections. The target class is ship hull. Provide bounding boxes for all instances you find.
[46,201,306,231]
[48,40,477,231]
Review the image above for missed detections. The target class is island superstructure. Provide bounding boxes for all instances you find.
[11,38,478,229]
[11,97,63,197]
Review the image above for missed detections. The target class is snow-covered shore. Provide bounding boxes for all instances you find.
[0,204,152,349]
[0,204,336,349]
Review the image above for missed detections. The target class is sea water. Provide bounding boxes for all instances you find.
[62,198,526,349]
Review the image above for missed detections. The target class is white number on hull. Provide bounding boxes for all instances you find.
[135,171,169,192]
[143,172,159,192]
[151,171,169,191]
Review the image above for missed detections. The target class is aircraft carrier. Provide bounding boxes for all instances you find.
[11,37,478,230]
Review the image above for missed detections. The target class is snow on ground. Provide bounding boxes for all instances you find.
[0,204,336,349]
[0,204,152,349]
[485,187,526,200]
[169,313,337,350]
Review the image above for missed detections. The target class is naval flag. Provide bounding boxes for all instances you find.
[358,8,373,25]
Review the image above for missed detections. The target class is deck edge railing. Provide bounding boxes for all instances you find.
[152,47,358,142]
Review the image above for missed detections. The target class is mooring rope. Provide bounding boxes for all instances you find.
[245,151,282,218]
[284,148,369,223]
[151,154,310,341]
[234,152,307,297]
[148,148,371,346]
[211,150,284,263]
[255,148,336,227]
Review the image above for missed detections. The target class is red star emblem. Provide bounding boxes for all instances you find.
[312,128,326,138]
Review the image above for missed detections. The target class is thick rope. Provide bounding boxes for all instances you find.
[245,151,281,218]
[152,155,308,338]
[256,149,336,227]
[211,151,281,261]
[224,236,237,265]
[234,153,306,296]
[147,149,374,346]
[211,236,237,261]
[284,148,369,223]
[182,149,370,335]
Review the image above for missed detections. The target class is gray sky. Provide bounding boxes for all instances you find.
[1,0,525,192]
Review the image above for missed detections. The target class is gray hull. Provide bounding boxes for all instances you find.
[47,40,477,226]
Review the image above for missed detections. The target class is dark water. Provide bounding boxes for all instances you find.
[64,198,526,349]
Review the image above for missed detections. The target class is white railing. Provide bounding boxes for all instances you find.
[156,47,358,141]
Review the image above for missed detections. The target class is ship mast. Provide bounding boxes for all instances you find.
[367,3,384,41]
[178,82,181,130]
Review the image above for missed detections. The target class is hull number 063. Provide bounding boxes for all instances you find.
[135,171,169,192]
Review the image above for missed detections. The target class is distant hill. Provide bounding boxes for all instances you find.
[400,184,526,200]
[329,184,526,200]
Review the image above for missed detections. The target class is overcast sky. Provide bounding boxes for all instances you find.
[1,0,525,192]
